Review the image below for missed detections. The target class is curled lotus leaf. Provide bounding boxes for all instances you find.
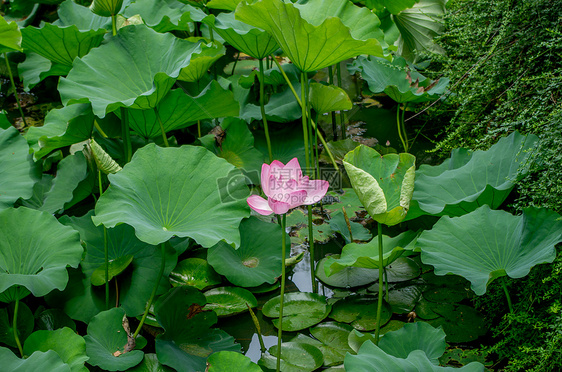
[0,15,23,53]
[89,0,124,17]
[123,0,211,33]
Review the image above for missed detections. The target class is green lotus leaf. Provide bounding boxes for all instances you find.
[236,0,386,72]
[371,0,418,14]
[263,292,332,331]
[0,301,34,348]
[127,353,174,372]
[421,272,473,304]
[206,351,262,372]
[24,328,89,372]
[89,0,124,17]
[91,255,133,286]
[418,205,562,296]
[59,211,178,319]
[425,304,487,343]
[123,0,209,33]
[0,286,30,303]
[328,211,372,244]
[309,82,353,114]
[169,258,222,290]
[306,322,355,366]
[378,322,446,364]
[204,287,258,317]
[344,341,485,371]
[18,52,70,91]
[124,82,238,139]
[54,0,111,31]
[408,131,538,219]
[384,283,423,313]
[365,257,421,284]
[394,0,447,62]
[0,208,82,297]
[84,308,144,371]
[206,0,243,11]
[207,217,284,287]
[349,55,449,103]
[260,342,324,372]
[92,144,249,246]
[21,23,105,67]
[35,308,76,332]
[324,230,417,276]
[154,286,240,372]
[0,127,39,210]
[212,11,278,59]
[330,295,392,331]
[240,84,303,123]
[25,104,94,159]
[58,25,203,118]
[316,257,378,288]
[343,144,415,226]
[0,15,23,53]
[0,111,10,129]
[325,188,364,217]
[286,208,335,245]
[0,347,71,372]
[347,321,407,352]
[177,41,226,82]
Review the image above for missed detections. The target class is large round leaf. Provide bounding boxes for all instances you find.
[0,127,38,210]
[84,308,144,371]
[378,322,446,364]
[309,82,353,114]
[408,131,538,219]
[169,258,222,290]
[58,24,203,117]
[123,0,210,33]
[206,351,262,371]
[53,0,110,31]
[418,205,562,295]
[236,0,387,72]
[425,304,487,343]
[92,144,250,247]
[0,208,83,297]
[0,347,71,372]
[316,257,378,288]
[207,217,284,287]
[329,295,392,331]
[204,287,257,317]
[259,342,324,372]
[343,145,415,226]
[177,41,226,82]
[262,292,331,331]
[303,322,355,366]
[0,15,23,53]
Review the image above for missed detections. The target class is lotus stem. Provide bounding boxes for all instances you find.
[328,65,337,141]
[402,102,409,152]
[501,278,514,314]
[154,107,169,147]
[120,107,132,162]
[111,15,117,36]
[384,266,389,302]
[94,120,108,138]
[342,207,353,242]
[3,52,27,127]
[272,58,340,173]
[276,214,287,372]
[259,58,273,163]
[197,120,201,138]
[247,305,266,354]
[99,169,110,310]
[396,104,408,153]
[307,205,317,293]
[231,53,239,76]
[133,242,166,338]
[336,62,345,139]
[374,223,384,344]
[300,71,311,172]
[12,287,23,357]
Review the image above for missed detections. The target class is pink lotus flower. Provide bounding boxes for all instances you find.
[247,158,330,215]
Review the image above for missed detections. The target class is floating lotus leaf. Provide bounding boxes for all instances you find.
[418,205,562,296]
[84,308,144,371]
[286,208,335,244]
[309,82,353,114]
[125,82,238,139]
[366,257,421,283]
[0,347,70,372]
[349,55,449,103]
[425,304,487,343]
[325,188,364,217]
[169,258,222,290]
[207,217,284,287]
[206,351,262,372]
[344,341,485,371]
[212,11,278,59]
[378,322,446,365]
[59,211,178,318]
[0,15,23,53]
[347,322,407,353]
[92,144,249,246]
[394,0,447,62]
[262,292,331,331]
[123,0,209,33]
[316,257,378,288]
[24,327,89,372]
[328,211,372,244]
[177,41,226,82]
[343,145,415,226]
[0,127,38,210]
[301,322,355,366]
[90,0,124,17]
[154,286,240,372]
[204,287,257,317]
[408,132,538,219]
[0,208,82,297]
[385,283,423,313]
[329,295,391,332]
[58,25,203,117]
[260,342,324,372]
[421,272,473,303]
[236,0,387,72]
[0,302,34,348]
[324,230,418,276]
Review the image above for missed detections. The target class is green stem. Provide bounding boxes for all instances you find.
[300,71,310,171]
[396,104,408,153]
[401,102,409,152]
[94,120,108,138]
[247,305,266,354]
[307,204,317,293]
[120,107,132,163]
[99,169,110,310]
[328,65,337,140]
[231,53,239,76]
[374,223,384,344]
[342,207,353,242]
[259,58,273,162]
[501,279,514,314]
[197,120,202,138]
[13,288,23,357]
[111,15,117,36]
[384,266,389,302]
[276,214,287,372]
[154,107,169,147]
[4,52,27,127]
[133,242,166,338]
[336,62,345,139]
